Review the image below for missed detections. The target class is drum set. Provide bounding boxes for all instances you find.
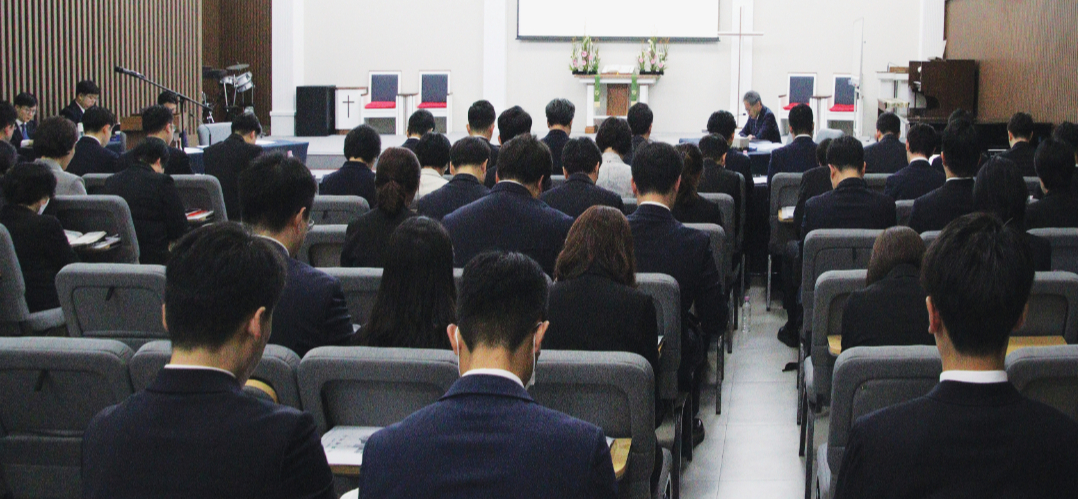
[201,63,255,122]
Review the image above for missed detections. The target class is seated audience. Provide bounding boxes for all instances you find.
[541,98,574,175]
[739,90,781,143]
[594,117,634,198]
[67,106,119,176]
[104,139,187,264]
[81,223,335,499]
[0,163,78,313]
[401,110,436,151]
[341,148,420,267]
[973,156,1051,270]
[239,153,353,356]
[33,116,85,195]
[0,101,18,174]
[414,132,450,200]
[706,110,753,206]
[792,138,834,232]
[11,92,37,147]
[834,213,1078,499]
[463,99,499,171]
[352,217,455,349]
[417,136,491,220]
[626,102,653,164]
[999,111,1037,177]
[484,106,532,188]
[696,134,742,233]
[767,104,817,186]
[59,80,99,124]
[444,134,574,275]
[121,105,192,175]
[840,227,933,350]
[1027,138,1078,228]
[540,137,623,217]
[672,142,724,226]
[864,112,906,174]
[908,119,979,233]
[359,252,618,499]
[204,112,263,220]
[319,124,380,206]
[884,123,945,200]
[1052,122,1078,197]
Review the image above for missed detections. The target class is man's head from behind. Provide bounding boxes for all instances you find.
[698,134,729,164]
[449,137,490,178]
[142,105,174,138]
[81,106,116,139]
[941,119,980,177]
[157,91,180,114]
[0,101,16,142]
[545,98,575,130]
[496,134,551,193]
[165,223,287,382]
[627,103,653,137]
[876,112,901,139]
[707,110,737,142]
[561,137,602,177]
[407,110,436,137]
[1051,121,1078,164]
[1035,138,1075,195]
[631,141,683,202]
[231,112,262,143]
[788,104,813,136]
[238,153,318,254]
[344,124,381,164]
[467,100,497,139]
[906,123,937,160]
[1007,112,1034,143]
[414,132,451,172]
[826,135,866,187]
[498,106,532,145]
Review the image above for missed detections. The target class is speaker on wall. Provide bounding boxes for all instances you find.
[296,86,335,136]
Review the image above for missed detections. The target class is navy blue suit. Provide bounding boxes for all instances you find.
[59,101,84,124]
[1000,141,1037,177]
[908,178,975,234]
[802,177,896,236]
[541,129,571,176]
[359,374,617,499]
[67,136,120,176]
[739,105,782,143]
[416,173,490,221]
[540,173,624,218]
[265,241,354,357]
[724,149,754,211]
[11,120,35,145]
[203,134,263,222]
[884,159,946,201]
[319,161,377,207]
[119,138,193,176]
[768,136,818,186]
[863,134,908,174]
[1027,192,1078,229]
[443,182,574,274]
[400,137,419,151]
[82,369,335,499]
[104,162,189,265]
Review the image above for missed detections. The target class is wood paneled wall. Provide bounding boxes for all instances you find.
[202,0,271,133]
[945,0,1078,123]
[1,0,202,132]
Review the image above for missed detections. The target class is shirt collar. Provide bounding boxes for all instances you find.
[794,134,813,140]
[499,179,528,188]
[255,234,290,255]
[164,364,237,379]
[462,368,524,388]
[638,200,671,211]
[946,176,973,183]
[16,119,26,127]
[940,370,1008,384]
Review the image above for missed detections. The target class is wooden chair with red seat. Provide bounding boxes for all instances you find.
[363,71,404,135]
[418,71,452,133]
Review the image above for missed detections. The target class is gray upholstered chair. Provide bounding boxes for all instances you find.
[895,199,914,226]
[863,173,889,194]
[46,195,140,263]
[1028,228,1078,275]
[311,195,370,225]
[82,173,110,195]
[1006,344,1078,422]
[195,122,233,146]
[699,192,742,348]
[921,230,940,246]
[297,225,347,267]
[55,263,167,349]
[767,172,802,310]
[1024,176,1044,198]
[550,175,567,189]
[685,222,728,413]
[172,174,228,221]
[0,225,66,336]
[1020,271,1078,343]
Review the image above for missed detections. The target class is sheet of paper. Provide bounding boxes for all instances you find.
[321,426,382,467]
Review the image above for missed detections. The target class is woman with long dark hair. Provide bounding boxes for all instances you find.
[671,142,724,225]
[341,147,420,267]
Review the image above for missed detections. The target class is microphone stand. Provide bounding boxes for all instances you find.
[115,66,212,148]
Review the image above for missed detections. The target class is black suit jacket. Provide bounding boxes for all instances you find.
[400,137,420,151]
[82,368,335,499]
[793,166,833,237]
[119,138,192,176]
[1000,141,1038,177]
[768,136,818,186]
[672,193,725,226]
[416,173,490,221]
[104,163,188,265]
[443,182,574,274]
[908,178,975,234]
[884,158,946,201]
[725,149,755,208]
[0,140,18,175]
[203,134,263,221]
[1026,192,1078,229]
[0,204,78,312]
[542,129,571,176]
[359,374,617,499]
[264,241,354,357]
[59,101,84,124]
[319,160,377,208]
[341,208,417,268]
[478,138,501,188]
[739,105,781,143]
[834,380,1078,499]
[627,134,649,165]
[802,177,896,236]
[840,264,933,350]
[67,136,121,176]
[863,134,908,174]
[698,159,743,234]
[11,120,35,145]
[539,173,624,218]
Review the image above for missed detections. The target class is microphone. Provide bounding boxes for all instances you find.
[114,66,145,79]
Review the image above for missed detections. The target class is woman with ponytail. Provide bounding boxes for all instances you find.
[341,147,421,267]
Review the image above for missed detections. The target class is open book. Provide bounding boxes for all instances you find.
[321,426,382,467]
[778,206,795,222]
[64,230,120,250]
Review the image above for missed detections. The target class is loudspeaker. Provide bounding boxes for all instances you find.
[296,86,335,136]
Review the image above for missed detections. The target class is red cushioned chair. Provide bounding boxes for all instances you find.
[826,74,857,132]
[778,73,817,140]
[364,71,404,135]
[418,72,452,133]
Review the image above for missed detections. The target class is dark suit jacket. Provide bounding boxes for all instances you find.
[884,159,946,201]
[359,374,617,499]
[793,166,833,237]
[1029,232,1053,272]
[400,137,419,151]
[119,137,193,176]
[478,138,501,188]
[0,204,78,312]
[203,134,263,221]
[1000,140,1038,177]
[319,160,377,208]
[67,136,120,176]
[264,241,354,357]
[416,173,490,221]
[539,173,624,218]
[768,136,818,186]
[104,163,188,265]
[340,208,416,268]
[725,149,755,209]
[0,140,18,175]
[59,101,84,124]
[11,120,35,145]
[443,182,574,274]
[698,159,743,234]
[673,193,725,226]
[834,380,1078,499]
[1026,192,1078,229]
[863,134,907,174]
[840,264,933,350]
[802,177,896,237]
[908,178,975,234]
[627,134,649,165]
[739,105,781,143]
[82,368,335,499]
[542,129,571,176]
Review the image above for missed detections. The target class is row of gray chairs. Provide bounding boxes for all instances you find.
[0,226,66,336]
[84,174,229,222]
[311,195,370,225]
[45,195,140,264]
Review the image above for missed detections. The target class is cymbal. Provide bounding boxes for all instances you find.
[226,63,250,71]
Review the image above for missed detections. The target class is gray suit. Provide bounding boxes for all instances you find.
[36,158,86,196]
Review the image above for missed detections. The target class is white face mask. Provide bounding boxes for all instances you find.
[37,198,49,215]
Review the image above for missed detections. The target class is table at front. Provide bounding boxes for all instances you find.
[828,335,1067,357]
[184,139,310,174]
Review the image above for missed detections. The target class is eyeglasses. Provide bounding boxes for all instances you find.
[307,219,315,231]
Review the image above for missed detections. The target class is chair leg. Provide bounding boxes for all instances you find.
[671,411,682,499]
[766,255,773,311]
[796,345,805,425]
[715,336,723,414]
[681,397,694,460]
[804,409,816,499]
[798,392,808,455]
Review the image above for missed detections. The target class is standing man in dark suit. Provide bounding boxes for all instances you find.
[834,213,1078,499]
[239,153,354,357]
[541,98,574,175]
[626,102,653,164]
[11,92,37,148]
[1000,111,1037,177]
[697,134,744,235]
[81,223,336,499]
[884,123,945,200]
[418,136,491,220]
[120,105,193,175]
[707,110,754,206]
[863,112,907,174]
[104,139,187,264]
[541,137,623,218]
[463,99,499,173]
[67,106,120,176]
[400,109,435,151]
[908,119,980,233]
[203,112,263,221]
[59,80,99,126]
[319,124,380,206]
[483,106,533,188]
[1027,138,1078,228]
[767,104,817,186]
[739,90,781,143]
[359,252,618,499]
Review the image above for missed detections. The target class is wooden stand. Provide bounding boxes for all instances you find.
[576,74,660,133]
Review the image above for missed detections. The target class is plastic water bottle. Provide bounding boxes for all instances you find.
[742,296,751,334]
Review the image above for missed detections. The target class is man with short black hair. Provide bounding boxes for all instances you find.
[120,105,193,175]
[706,110,754,202]
[104,138,187,264]
[542,98,575,175]
[239,153,354,356]
[11,92,37,147]
[767,103,817,186]
[484,106,533,187]
[739,90,781,143]
[885,123,946,200]
[414,132,451,199]
[464,100,500,171]
[82,223,336,499]
[320,124,380,206]
[156,91,189,148]
[0,101,19,173]
[1000,111,1037,176]
[445,134,573,274]
[33,116,85,195]
[595,117,635,198]
[626,102,653,164]
[697,134,744,236]
[204,112,264,220]
[541,137,623,218]
[401,110,436,151]
[60,80,100,125]
[66,106,119,176]
[908,120,980,233]
[864,112,907,174]
[1026,138,1078,229]
[359,252,618,498]
[417,136,491,220]
[834,213,1078,499]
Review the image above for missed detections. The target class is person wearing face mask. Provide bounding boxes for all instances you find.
[0,162,78,314]
[359,252,618,499]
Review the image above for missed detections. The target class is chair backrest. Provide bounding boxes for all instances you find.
[298,346,459,433]
[419,72,449,105]
[129,341,304,409]
[811,270,867,402]
[637,273,681,401]
[1024,177,1043,198]
[802,229,882,336]
[47,195,140,263]
[550,175,566,190]
[896,199,914,226]
[55,263,167,349]
[0,337,134,499]
[83,173,110,195]
[768,172,802,254]
[788,73,816,105]
[1029,228,1078,275]
[622,197,637,215]
[195,122,232,146]
[700,192,737,255]
[921,230,940,246]
[311,195,370,225]
[685,223,727,290]
[833,75,855,106]
[1006,345,1078,422]
[369,72,401,104]
[0,225,32,335]
[172,174,228,221]
[815,128,844,142]
[863,173,888,194]
[1021,271,1078,343]
[297,225,347,268]
[530,351,655,498]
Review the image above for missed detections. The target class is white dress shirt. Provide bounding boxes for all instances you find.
[416,168,449,200]
[596,151,634,198]
[939,370,1009,384]
[638,201,671,211]
[163,364,237,379]
[462,368,524,387]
